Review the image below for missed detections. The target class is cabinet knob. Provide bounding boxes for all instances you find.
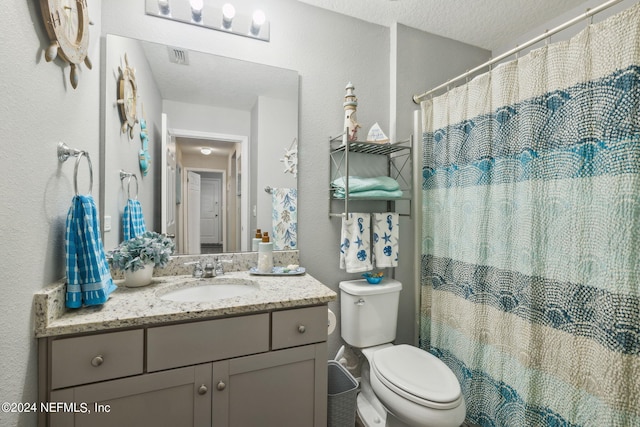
[90,355,104,367]
[198,384,208,395]
[298,325,306,334]
[216,381,226,391]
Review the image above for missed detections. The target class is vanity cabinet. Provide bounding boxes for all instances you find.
[212,344,327,426]
[38,306,328,427]
[49,364,212,427]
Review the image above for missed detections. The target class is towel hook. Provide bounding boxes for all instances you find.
[120,170,139,199]
[58,142,93,195]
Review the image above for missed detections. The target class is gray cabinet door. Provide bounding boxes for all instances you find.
[49,364,212,427]
[212,343,328,427]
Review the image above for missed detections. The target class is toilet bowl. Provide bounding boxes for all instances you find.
[340,279,466,427]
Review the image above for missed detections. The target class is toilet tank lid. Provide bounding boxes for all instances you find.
[339,278,402,295]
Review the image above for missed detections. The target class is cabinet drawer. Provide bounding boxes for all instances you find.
[272,306,328,350]
[51,330,143,389]
[147,313,270,372]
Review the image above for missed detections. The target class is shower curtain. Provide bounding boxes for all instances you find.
[420,4,640,427]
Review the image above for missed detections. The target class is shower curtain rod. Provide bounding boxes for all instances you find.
[412,0,625,104]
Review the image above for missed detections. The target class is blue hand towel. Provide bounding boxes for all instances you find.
[123,198,146,241]
[271,188,297,250]
[65,195,117,308]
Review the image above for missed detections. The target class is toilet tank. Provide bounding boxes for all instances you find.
[339,279,402,348]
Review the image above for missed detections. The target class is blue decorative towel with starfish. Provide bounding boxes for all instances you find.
[65,195,117,308]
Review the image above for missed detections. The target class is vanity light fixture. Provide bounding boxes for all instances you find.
[190,0,204,23]
[145,0,270,42]
[222,3,235,30]
[200,147,213,155]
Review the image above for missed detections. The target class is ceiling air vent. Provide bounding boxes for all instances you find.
[167,46,189,65]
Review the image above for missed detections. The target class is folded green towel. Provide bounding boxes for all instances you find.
[331,176,400,193]
[333,189,404,199]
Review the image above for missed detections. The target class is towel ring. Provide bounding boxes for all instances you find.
[127,175,139,199]
[58,142,93,195]
[119,170,139,199]
[73,151,93,195]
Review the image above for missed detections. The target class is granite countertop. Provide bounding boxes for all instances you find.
[34,271,337,338]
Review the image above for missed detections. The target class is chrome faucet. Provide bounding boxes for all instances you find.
[185,261,204,278]
[203,262,215,278]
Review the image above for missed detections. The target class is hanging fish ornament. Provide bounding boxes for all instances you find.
[139,117,151,177]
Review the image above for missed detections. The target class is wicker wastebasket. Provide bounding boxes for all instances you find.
[328,360,359,427]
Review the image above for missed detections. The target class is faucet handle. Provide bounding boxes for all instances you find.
[184,261,203,278]
[214,257,227,275]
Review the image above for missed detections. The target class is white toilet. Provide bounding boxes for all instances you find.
[340,279,466,427]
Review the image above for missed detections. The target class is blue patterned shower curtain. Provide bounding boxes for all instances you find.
[420,4,640,427]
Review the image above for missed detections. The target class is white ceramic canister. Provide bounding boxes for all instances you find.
[257,232,273,273]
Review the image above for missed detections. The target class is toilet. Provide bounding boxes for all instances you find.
[340,279,466,427]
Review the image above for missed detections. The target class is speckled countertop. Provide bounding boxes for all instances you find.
[34,251,337,338]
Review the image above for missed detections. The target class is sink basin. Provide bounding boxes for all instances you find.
[160,279,258,302]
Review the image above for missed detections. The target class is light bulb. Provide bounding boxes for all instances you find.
[190,0,203,23]
[158,0,170,16]
[200,147,212,155]
[222,3,235,29]
[250,9,265,36]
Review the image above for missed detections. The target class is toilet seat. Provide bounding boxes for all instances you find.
[371,345,462,410]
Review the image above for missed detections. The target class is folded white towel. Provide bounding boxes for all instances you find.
[340,213,373,273]
[373,213,399,268]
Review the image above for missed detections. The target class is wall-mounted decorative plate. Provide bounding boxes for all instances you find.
[40,0,92,89]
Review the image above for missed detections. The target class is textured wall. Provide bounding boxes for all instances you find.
[0,1,102,426]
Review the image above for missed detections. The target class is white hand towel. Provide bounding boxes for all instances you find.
[373,213,399,268]
[340,213,373,273]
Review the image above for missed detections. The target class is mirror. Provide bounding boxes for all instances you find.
[101,34,298,255]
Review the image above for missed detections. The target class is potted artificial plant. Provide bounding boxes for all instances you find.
[107,231,175,287]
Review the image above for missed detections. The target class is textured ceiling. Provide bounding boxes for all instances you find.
[297,0,592,51]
